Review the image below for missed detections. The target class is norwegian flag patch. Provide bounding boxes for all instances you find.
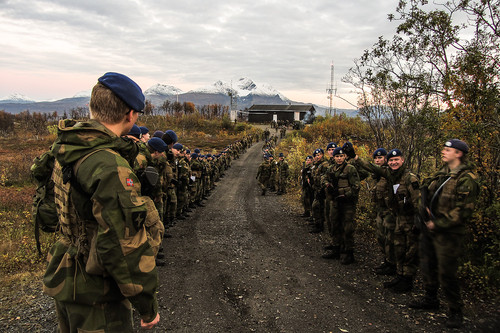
[126,178,134,186]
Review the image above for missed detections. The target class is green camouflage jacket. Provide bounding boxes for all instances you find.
[42,119,160,322]
[423,163,479,234]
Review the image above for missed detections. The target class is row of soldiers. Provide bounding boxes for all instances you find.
[125,124,258,265]
[256,139,289,195]
[300,139,479,329]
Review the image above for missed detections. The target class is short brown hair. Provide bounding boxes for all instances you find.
[89,82,130,124]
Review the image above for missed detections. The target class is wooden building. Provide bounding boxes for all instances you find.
[247,104,315,123]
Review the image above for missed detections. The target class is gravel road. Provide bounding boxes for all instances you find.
[1,139,497,332]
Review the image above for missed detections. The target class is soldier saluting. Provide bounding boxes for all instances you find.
[409,139,479,329]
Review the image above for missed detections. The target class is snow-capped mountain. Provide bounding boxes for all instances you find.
[145,83,183,96]
[73,90,91,98]
[188,77,290,101]
[0,93,36,103]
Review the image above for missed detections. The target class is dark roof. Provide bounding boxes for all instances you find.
[248,104,315,112]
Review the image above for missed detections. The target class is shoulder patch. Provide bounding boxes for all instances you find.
[126,178,134,186]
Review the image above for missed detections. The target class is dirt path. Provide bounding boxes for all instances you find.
[153,141,448,333]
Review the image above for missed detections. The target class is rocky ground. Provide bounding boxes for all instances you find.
[1,138,498,332]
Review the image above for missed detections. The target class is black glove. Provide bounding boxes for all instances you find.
[342,142,356,159]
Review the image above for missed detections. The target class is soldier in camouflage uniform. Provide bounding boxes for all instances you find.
[409,139,479,329]
[369,148,396,275]
[310,148,329,233]
[323,142,338,236]
[41,73,161,331]
[322,147,360,264]
[172,143,190,220]
[162,130,178,225]
[276,153,289,195]
[268,154,278,192]
[356,149,420,293]
[256,155,272,195]
[300,156,314,217]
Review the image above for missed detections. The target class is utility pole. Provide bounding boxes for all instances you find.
[326,62,337,116]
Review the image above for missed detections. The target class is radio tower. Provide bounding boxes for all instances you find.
[326,62,337,116]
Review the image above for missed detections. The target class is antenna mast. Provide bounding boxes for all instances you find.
[326,62,337,116]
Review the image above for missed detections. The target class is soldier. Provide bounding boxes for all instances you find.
[355,149,420,292]
[300,156,314,218]
[172,143,190,220]
[161,130,179,226]
[268,154,278,192]
[41,72,161,331]
[276,153,289,195]
[323,142,338,240]
[322,147,360,264]
[256,155,271,195]
[140,126,150,143]
[409,139,479,328]
[370,148,396,275]
[310,148,329,233]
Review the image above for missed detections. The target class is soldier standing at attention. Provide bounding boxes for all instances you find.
[268,154,278,192]
[276,153,289,195]
[323,142,338,241]
[355,149,420,293]
[310,148,329,234]
[256,155,272,195]
[370,148,397,275]
[300,156,314,218]
[409,139,479,329]
[42,72,161,331]
[322,147,360,264]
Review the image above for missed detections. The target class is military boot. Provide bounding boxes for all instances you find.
[261,189,266,196]
[341,250,355,265]
[322,246,340,259]
[390,275,414,293]
[446,309,463,328]
[383,275,402,288]
[408,294,439,310]
[309,221,323,233]
[300,211,310,218]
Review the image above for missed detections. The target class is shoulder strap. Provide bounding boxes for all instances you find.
[73,148,117,176]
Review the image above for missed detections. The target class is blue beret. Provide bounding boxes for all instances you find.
[191,153,198,159]
[98,72,144,112]
[148,137,167,153]
[127,124,141,139]
[162,130,178,144]
[332,147,344,156]
[194,148,201,154]
[186,149,191,154]
[172,143,183,151]
[139,126,149,134]
[279,153,284,157]
[313,148,324,156]
[206,153,212,157]
[445,139,469,153]
[387,149,403,158]
[306,155,313,160]
[152,130,164,138]
[326,142,337,150]
[373,148,387,158]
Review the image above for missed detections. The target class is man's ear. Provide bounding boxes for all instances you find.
[125,109,134,123]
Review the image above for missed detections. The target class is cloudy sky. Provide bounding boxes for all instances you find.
[0,0,401,108]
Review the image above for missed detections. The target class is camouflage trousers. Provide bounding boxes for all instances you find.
[165,187,177,221]
[376,210,396,264]
[311,194,325,228]
[269,174,277,191]
[330,202,357,251]
[258,178,270,191]
[301,187,313,215]
[177,186,188,216]
[419,230,464,311]
[277,176,287,193]
[393,215,419,277]
[55,299,133,333]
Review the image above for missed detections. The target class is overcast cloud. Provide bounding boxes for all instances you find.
[0,0,401,108]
